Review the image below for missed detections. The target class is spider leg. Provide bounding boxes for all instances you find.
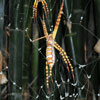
[41,0,48,18]
[42,0,49,17]
[54,42,70,73]
[31,15,49,42]
[33,0,49,22]
[53,0,64,39]
[49,65,53,83]
[54,42,74,79]
[31,35,47,43]
[41,17,48,37]
[49,65,52,77]
[46,61,49,88]
[43,0,49,14]
[33,1,38,22]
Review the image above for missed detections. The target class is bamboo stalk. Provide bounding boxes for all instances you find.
[32,23,39,98]
[8,0,25,100]
[64,0,85,99]
[22,1,32,100]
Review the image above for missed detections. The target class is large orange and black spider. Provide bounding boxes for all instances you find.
[33,0,74,89]
[33,0,49,22]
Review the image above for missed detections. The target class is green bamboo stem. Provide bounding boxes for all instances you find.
[64,0,81,98]
[32,23,39,93]
[22,1,32,100]
[8,0,24,100]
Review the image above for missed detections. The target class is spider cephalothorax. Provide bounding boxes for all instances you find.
[47,34,54,45]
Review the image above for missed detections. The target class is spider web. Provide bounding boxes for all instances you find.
[0,0,100,100]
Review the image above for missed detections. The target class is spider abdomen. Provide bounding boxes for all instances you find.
[46,45,55,68]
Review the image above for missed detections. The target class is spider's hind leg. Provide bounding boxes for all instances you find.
[46,61,49,89]
[54,42,75,79]
[49,66,53,83]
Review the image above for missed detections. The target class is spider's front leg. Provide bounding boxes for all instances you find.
[33,0,38,22]
[33,0,49,22]
[41,0,49,17]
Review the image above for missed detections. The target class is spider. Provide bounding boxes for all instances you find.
[33,0,49,22]
[32,0,74,89]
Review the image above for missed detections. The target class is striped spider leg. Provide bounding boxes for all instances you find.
[54,42,74,79]
[33,0,49,22]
